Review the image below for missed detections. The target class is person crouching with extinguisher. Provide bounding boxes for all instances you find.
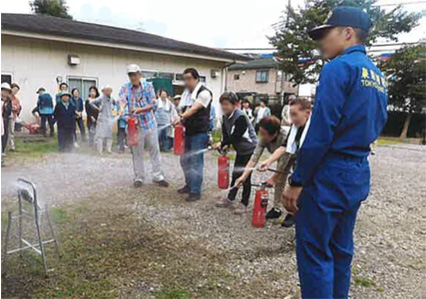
[234,116,292,224]
[258,97,312,228]
[213,92,258,215]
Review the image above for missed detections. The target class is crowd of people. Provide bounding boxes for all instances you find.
[0,64,308,219]
[1,7,389,297]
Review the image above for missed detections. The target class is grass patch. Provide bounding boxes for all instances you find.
[50,207,70,224]
[156,288,191,299]
[1,187,240,298]
[12,137,58,157]
[377,137,402,146]
[354,276,376,288]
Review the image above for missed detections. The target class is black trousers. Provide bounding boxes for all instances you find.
[58,128,75,152]
[2,119,9,153]
[117,124,127,152]
[227,153,253,206]
[40,114,54,136]
[75,117,86,139]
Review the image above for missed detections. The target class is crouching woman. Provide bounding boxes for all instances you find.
[214,92,257,215]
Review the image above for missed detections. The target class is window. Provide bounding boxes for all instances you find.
[1,73,12,85]
[256,70,269,83]
[67,77,98,100]
[158,72,174,79]
[142,70,158,79]
[234,74,240,80]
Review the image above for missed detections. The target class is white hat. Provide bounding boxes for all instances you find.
[127,64,141,74]
[101,85,113,91]
[1,82,11,91]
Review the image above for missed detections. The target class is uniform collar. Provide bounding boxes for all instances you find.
[342,45,366,55]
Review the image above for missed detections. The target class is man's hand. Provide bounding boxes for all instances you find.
[212,142,222,150]
[258,159,272,172]
[265,177,275,188]
[234,176,246,188]
[282,185,303,215]
[172,116,182,125]
[131,107,144,115]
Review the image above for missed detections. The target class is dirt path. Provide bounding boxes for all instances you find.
[1,145,425,298]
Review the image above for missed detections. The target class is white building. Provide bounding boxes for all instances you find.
[1,13,249,121]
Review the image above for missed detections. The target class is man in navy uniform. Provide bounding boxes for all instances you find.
[283,6,388,298]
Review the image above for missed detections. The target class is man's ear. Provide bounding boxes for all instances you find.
[344,27,355,41]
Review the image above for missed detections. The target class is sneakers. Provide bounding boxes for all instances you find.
[281,213,296,228]
[185,193,201,202]
[153,180,169,188]
[133,180,143,188]
[266,208,282,220]
[178,185,190,194]
[233,203,248,215]
[215,197,234,208]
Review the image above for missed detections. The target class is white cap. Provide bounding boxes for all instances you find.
[1,82,11,91]
[127,64,141,74]
[101,85,113,91]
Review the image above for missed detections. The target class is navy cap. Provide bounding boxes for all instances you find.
[308,6,372,40]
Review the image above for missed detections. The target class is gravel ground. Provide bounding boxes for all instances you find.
[1,144,425,298]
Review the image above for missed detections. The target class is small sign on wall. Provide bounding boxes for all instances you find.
[68,55,80,66]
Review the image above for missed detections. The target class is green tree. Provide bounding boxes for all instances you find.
[270,0,422,85]
[380,43,426,139]
[30,0,72,19]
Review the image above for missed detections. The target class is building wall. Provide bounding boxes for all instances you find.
[1,35,226,121]
[226,68,298,96]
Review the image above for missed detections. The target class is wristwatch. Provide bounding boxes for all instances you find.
[288,175,303,187]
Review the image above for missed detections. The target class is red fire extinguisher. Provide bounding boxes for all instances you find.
[252,183,269,228]
[127,116,139,147]
[174,123,185,156]
[217,150,230,189]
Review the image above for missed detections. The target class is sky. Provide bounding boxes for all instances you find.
[2,0,426,50]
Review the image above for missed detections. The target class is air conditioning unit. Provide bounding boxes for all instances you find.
[211,69,220,78]
[68,55,80,66]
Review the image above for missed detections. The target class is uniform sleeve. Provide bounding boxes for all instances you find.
[195,90,212,108]
[291,60,351,186]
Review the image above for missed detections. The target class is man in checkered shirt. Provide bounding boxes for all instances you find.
[120,64,169,188]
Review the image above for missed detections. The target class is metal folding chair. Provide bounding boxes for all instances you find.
[2,178,61,277]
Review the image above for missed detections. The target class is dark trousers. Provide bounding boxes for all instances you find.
[58,128,75,152]
[75,118,86,140]
[88,123,96,148]
[117,124,127,152]
[157,126,171,151]
[40,114,54,136]
[2,119,9,153]
[227,153,252,206]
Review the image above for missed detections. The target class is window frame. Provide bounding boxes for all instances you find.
[255,69,269,83]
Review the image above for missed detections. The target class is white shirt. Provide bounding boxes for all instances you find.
[179,82,212,109]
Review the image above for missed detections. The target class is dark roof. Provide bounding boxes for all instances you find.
[228,57,279,70]
[1,13,250,62]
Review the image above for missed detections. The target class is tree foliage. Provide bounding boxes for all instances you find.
[380,43,426,114]
[269,0,422,85]
[30,0,72,19]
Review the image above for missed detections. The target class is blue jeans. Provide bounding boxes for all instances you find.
[296,157,370,299]
[180,132,209,196]
[157,125,171,151]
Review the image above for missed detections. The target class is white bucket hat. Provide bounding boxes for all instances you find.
[1,82,12,91]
